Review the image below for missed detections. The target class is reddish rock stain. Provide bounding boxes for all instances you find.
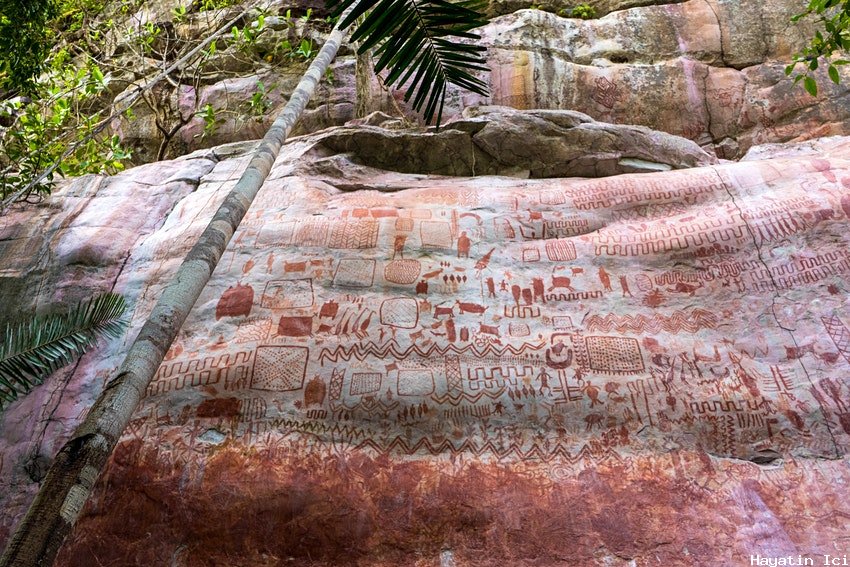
[54,443,850,567]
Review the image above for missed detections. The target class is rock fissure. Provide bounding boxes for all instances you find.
[712,166,843,460]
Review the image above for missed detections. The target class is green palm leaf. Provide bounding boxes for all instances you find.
[328,0,490,125]
[0,292,128,409]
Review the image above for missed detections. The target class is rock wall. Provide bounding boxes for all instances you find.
[474,0,850,158]
[93,0,850,163]
[2,110,850,565]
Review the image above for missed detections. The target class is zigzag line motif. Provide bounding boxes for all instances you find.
[430,390,507,404]
[263,417,367,441]
[585,309,719,334]
[318,339,546,364]
[328,398,400,414]
[352,437,624,463]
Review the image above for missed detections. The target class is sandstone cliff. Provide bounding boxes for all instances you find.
[1,107,850,565]
[71,0,850,162]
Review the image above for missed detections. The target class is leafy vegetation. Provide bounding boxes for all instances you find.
[0,0,58,94]
[0,0,491,205]
[1,0,303,206]
[0,292,127,409]
[327,0,490,125]
[0,61,131,202]
[570,3,596,19]
[787,0,850,95]
[196,0,239,11]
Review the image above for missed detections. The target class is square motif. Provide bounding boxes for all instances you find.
[380,298,419,328]
[251,346,309,391]
[350,373,382,396]
[420,221,453,248]
[585,336,644,373]
[261,279,313,309]
[333,258,376,287]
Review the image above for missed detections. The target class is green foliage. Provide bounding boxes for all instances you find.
[230,18,264,52]
[0,292,128,409]
[172,4,188,23]
[0,62,131,203]
[570,3,596,19]
[0,0,59,94]
[197,103,219,138]
[327,0,490,125]
[196,0,239,12]
[55,0,109,33]
[248,81,272,117]
[130,21,163,55]
[787,0,850,95]
[296,38,314,59]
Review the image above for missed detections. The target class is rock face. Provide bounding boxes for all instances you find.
[1,113,850,565]
[317,106,716,177]
[84,0,850,163]
[473,1,850,158]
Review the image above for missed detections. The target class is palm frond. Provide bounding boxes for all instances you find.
[329,0,490,125]
[0,292,128,409]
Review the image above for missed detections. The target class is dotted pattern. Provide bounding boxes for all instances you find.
[585,336,644,373]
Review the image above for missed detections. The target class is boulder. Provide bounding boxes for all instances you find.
[316,106,716,178]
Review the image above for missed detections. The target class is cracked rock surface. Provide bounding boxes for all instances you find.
[469,0,850,158]
[97,0,850,164]
[315,106,716,178]
[1,118,850,565]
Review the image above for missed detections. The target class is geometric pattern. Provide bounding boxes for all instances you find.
[420,221,453,248]
[333,258,375,288]
[261,279,313,309]
[585,336,644,373]
[251,345,309,391]
[380,298,419,328]
[328,220,379,249]
[822,314,850,364]
[350,372,382,396]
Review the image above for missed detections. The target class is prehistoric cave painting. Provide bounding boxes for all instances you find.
[380,298,420,329]
[384,259,421,285]
[261,279,313,309]
[126,152,850,488]
[397,369,435,396]
[251,345,309,391]
[592,76,621,109]
[350,372,382,396]
[216,283,254,319]
[420,220,453,249]
[333,258,376,287]
[822,314,850,365]
[277,316,313,337]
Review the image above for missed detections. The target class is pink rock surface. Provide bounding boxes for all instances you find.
[109,0,850,163]
[2,117,850,565]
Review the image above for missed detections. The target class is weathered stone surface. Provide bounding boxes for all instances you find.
[466,2,850,157]
[83,0,850,164]
[316,106,715,178]
[1,118,850,564]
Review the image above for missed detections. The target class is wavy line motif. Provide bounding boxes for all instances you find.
[585,309,718,334]
[318,339,545,364]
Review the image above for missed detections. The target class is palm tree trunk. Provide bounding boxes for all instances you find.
[0,10,352,567]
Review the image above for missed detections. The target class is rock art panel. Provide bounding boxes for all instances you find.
[1,124,850,565]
